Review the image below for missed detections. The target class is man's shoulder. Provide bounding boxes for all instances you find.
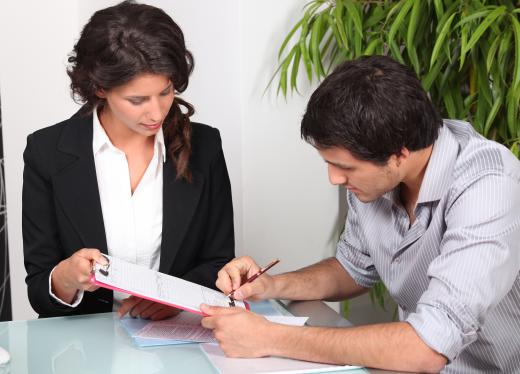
[445,119,520,183]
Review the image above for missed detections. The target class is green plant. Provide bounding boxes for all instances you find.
[272,0,520,315]
[274,0,520,154]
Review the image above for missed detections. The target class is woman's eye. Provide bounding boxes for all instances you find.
[128,99,144,105]
[160,88,172,96]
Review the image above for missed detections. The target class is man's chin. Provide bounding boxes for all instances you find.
[350,191,376,203]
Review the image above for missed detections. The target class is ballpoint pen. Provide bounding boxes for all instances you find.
[227,258,280,299]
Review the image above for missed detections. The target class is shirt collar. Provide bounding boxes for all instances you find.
[416,123,459,203]
[381,121,460,205]
[92,108,166,163]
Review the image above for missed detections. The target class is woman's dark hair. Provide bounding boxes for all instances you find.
[67,0,195,180]
[301,55,442,165]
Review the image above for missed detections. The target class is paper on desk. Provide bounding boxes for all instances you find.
[201,343,361,374]
[134,313,309,343]
[119,317,195,347]
[91,255,247,315]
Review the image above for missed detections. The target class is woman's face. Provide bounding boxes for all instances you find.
[97,73,174,137]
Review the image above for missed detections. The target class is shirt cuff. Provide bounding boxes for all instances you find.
[406,301,478,361]
[49,266,84,308]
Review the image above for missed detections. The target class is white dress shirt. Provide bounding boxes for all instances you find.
[50,111,165,310]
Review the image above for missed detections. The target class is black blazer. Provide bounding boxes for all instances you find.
[22,109,235,318]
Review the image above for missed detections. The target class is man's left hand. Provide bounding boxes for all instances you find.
[201,304,274,357]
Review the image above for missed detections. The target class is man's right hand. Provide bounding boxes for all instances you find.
[216,256,275,301]
[51,248,108,304]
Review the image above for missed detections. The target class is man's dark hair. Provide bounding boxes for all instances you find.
[301,55,442,164]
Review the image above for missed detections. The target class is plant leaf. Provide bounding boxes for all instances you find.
[511,13,520,90]
[430,13,457,69]
[486,33,501,73]
[462,6,506,56]
[388,0,414,46]
[345,0,363,37]
[484,96,503,137]
[278,19,304,60]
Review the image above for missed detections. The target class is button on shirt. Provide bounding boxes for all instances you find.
[336,120,520,373]
[49,112,165,310]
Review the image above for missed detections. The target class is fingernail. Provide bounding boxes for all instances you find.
[234,291,244,300]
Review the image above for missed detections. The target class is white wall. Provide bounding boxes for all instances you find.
[0,0,341,320]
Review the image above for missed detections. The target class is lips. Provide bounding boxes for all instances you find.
[141,122,162,130]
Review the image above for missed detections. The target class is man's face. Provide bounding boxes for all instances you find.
[318,146,402,203]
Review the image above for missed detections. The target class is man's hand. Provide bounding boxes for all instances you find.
[118,296,181,320]
[216,256,275,301]
[51,248,108,303]
[201,304,276,357]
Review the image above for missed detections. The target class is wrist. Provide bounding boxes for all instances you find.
[52,261,79,301]
[267,274,284,299]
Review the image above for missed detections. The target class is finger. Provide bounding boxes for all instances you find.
[226,257,259,292]
[215,268,233,294]
[200,303,242,317]
[225,263,246,293]
[200,316,215,329]
[139,302,165,319]
[150,307,180,321]
[129,298,154,318]
[232,280,262,301]
[118,296,141,318]
[76,248,108,265]
[83,284,99,292]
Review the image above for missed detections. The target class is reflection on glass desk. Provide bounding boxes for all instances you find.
[0,300,378,374]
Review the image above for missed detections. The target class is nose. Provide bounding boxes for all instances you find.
[146,98,162,123]
[328,164,347,186]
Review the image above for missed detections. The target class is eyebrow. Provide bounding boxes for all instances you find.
[325,160,353,169]
[125,83,173,100]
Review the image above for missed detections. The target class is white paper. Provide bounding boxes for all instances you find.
[133,313,309,343]
[200,343,362,374]
[92,255,247,313]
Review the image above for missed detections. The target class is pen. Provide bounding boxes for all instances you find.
[227,258,280,299]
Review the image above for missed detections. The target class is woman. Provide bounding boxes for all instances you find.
[22,1,234,319]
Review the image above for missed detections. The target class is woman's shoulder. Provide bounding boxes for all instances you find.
[190,122,222,151]
[189,122,225,167]
[28,108,91,147]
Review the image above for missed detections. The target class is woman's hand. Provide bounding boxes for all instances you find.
[51,248,108,304]
[215,256,275,301]
[118,296,181,320]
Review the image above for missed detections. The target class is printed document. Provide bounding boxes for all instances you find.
[133,313,309,343]
[91,255,247,314]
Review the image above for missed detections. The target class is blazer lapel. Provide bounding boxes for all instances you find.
[52,113,108,254]
[159,161,204,273]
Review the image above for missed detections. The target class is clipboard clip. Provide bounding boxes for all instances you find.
[97,255,110,277]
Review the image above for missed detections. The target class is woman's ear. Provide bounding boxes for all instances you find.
[95,88,106,99]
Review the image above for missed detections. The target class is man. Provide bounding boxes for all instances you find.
[200,56,520,373]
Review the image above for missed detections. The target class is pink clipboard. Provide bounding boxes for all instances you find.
[90,257,250,316]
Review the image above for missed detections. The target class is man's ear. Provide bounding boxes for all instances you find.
[394,147,410,167]
[95,88,106,99]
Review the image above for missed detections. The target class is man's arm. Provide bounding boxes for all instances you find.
[216,256,368,302]
[271,257,368,301]
[201,306,447,373]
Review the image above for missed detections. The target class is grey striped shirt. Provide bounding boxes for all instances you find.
[336,120,520,373]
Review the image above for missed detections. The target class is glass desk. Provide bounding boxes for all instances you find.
[0,300,399,374]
